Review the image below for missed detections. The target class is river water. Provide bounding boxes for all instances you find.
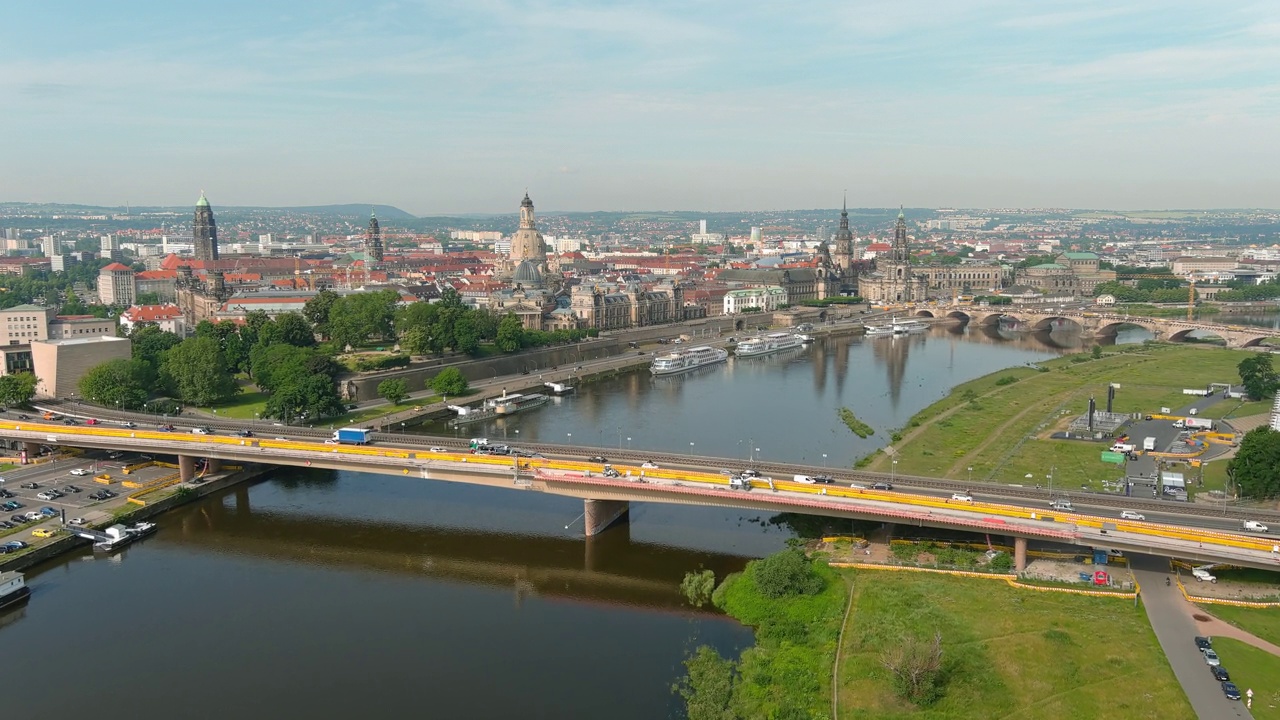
[5,323,1136,718]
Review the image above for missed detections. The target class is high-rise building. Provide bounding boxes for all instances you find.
[699,219,707,235]
[366,210,383,262]
[193,191,219,261]
[100,234,123,262]
[98,262,136,306]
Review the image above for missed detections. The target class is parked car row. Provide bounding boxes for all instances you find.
[1195,636,1241,701]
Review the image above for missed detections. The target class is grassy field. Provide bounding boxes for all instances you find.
[1201,605,1280,646]
[1198,399,1272,420]
[1208,638,1280,719]
[870,344,1258,488]
[836,570,1193,719]
[210,391,268,420]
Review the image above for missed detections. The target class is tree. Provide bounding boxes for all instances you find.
[162,336,240,406]
[1238,354,1280,400]
[676,646,738,720]
[401,326,433,356]
[135,291,161,305]
[251,344,316,394]
[0,372,38,406]
[1227,428,1280,499]
[263,372,343,422]
[303,289,339,339]
[328,289,399,349]
[275,312,316,347]
[1091,345,1103,359]
[377,378,408,405]
[495,314,525,353]
[430,367,469,396]
[681,569,716,608]
[78,359,150,410]
[750,547,823,599]
[881,632,945,705]
[129,324,182,387]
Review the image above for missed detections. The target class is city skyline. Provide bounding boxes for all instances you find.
[3,1,1278,213]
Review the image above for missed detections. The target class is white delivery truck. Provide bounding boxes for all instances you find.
[1142,437,1157,452]
[1243,520,1270,533]
[1110,443,1136,453]
[1184,417,1215,431]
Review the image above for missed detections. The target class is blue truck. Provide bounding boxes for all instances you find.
[332,428,373,445]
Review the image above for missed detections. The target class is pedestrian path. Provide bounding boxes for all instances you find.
[1130,554,1252,720]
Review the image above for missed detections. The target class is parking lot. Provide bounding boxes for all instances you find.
[0,450,178,553]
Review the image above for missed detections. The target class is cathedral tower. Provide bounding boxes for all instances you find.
[831,194,854,273]
[193,191,219,262]
[366,209,384,262]
[509,192,547,263]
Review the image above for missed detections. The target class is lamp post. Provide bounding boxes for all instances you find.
[626,436,631,450]
[617,426,622,450]
[968,466,973,485]
[567,432,572,446]
[891,459,898,484]
[822,453,828,469]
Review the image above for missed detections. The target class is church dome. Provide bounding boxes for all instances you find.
[513,260,543,287]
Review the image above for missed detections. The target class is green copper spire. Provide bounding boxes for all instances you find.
[197,190,210,207]
[898,205,904,220]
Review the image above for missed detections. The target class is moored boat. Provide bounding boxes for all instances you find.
[650,346,729,375]
[0,571,30,612]
[734,332,806,357]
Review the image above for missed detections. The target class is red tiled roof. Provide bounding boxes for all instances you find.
[136,270,178,280]
[122,304,183,323]
[101,262,133,272]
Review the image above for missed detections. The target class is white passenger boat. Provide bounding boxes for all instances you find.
[892,318,928,334]
[864,324,895,337]
[650,346,729,375]
[734,332,806,357]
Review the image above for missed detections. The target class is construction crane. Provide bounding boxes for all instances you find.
[1115,274,1197,321]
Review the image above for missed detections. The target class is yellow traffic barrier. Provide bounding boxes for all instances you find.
[122,461,154,475]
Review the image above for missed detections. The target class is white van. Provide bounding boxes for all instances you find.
[951,493,973,503]
[1049,499,1074,511]
[1120,510,1146,521]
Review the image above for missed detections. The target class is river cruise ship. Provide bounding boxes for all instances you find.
[650,346,729,375]
[735,332,807,357]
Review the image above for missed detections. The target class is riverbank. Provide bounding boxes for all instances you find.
[0,464,272,574]
[864,343,1257,489]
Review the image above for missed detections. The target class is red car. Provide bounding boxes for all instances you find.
[85,418,99,425]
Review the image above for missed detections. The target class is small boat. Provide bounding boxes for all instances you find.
[864,324,895,337]
[0,571,30,612]
[92,522,158,553]
[488,392,550,415]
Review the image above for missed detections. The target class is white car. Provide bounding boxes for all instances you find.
[1203,649,1221,666]
[951,493,974,503]
[36,491,59,501]
[429,447,446,453]
[641,462,659,469]
[69,517,86,525]
[1120,510,1145,521]
[191,427,210,435]
[1191,568,1217,584]
[69,468,90,476]
[324,439,339,445]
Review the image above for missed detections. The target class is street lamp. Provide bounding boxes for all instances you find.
[892,459,898,483]
[567,432,572,446]
[690,441,695,455]
[626,436,631,450]
[822,453,828,469]
[968,466,973,485]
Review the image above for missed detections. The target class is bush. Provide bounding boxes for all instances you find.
[750,548,824,599]
[994,375,1018,386]
[352,354,410,372]
[989,552,1014,573]
[429,367,469,396]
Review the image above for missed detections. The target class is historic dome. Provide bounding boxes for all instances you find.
[513,259,543,287]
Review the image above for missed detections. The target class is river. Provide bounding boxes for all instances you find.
[4,324,1134,718]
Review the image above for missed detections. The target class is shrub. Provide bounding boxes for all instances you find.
[750,548,824,599]
[352,354,410,372]
[989,552,1014,573]
[994,375,1018,386]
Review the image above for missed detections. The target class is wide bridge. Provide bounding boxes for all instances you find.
[914,306,1274,348]
[7,417,1280,572]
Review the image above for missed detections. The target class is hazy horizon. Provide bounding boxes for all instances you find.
[4,1,1278,214]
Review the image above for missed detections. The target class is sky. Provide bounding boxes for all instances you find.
[2,1,1278,214]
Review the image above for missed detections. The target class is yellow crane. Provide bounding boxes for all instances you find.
[1115,274,1196,321]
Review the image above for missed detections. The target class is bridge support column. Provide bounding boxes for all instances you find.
[583,499,629,537]
[1014,537,1027,573]
[178,454,196,483]
[22,441,41,462]
[206,458,222,474]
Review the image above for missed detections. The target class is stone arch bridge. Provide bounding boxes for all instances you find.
[914,307,1274,349]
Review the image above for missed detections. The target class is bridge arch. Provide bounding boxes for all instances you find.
[1028,315,1084,333]
[977,313,1015,327]
[914,309,935,318]
[1094,320,1158,338]
[1168,328,1226,344]
[945,310,972,323]
[1239,335,1273,348]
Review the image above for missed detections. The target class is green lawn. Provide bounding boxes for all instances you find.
[209,391,268,420]
[836,569,1192,719]
[1198,400,1273,420]
[873,345,1260,488]
[1208,638,1280,719]
[1202,605,1280,646]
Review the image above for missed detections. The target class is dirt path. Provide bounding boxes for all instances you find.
[831,576,856,720]
[868,380,1021,472]
[1187,604,1280,657]
[942,389,1084,479]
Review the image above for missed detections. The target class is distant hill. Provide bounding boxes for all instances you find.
[269,204,416,220]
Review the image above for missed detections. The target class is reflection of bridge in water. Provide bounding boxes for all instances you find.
[162,486,750,617]
[918,306,1274,348]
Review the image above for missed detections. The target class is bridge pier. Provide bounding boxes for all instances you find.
[22,441,41,462]
[1014,537,1027,572]
[178,454,196,483]
[206,458,222,474]
[582,499,629,537]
